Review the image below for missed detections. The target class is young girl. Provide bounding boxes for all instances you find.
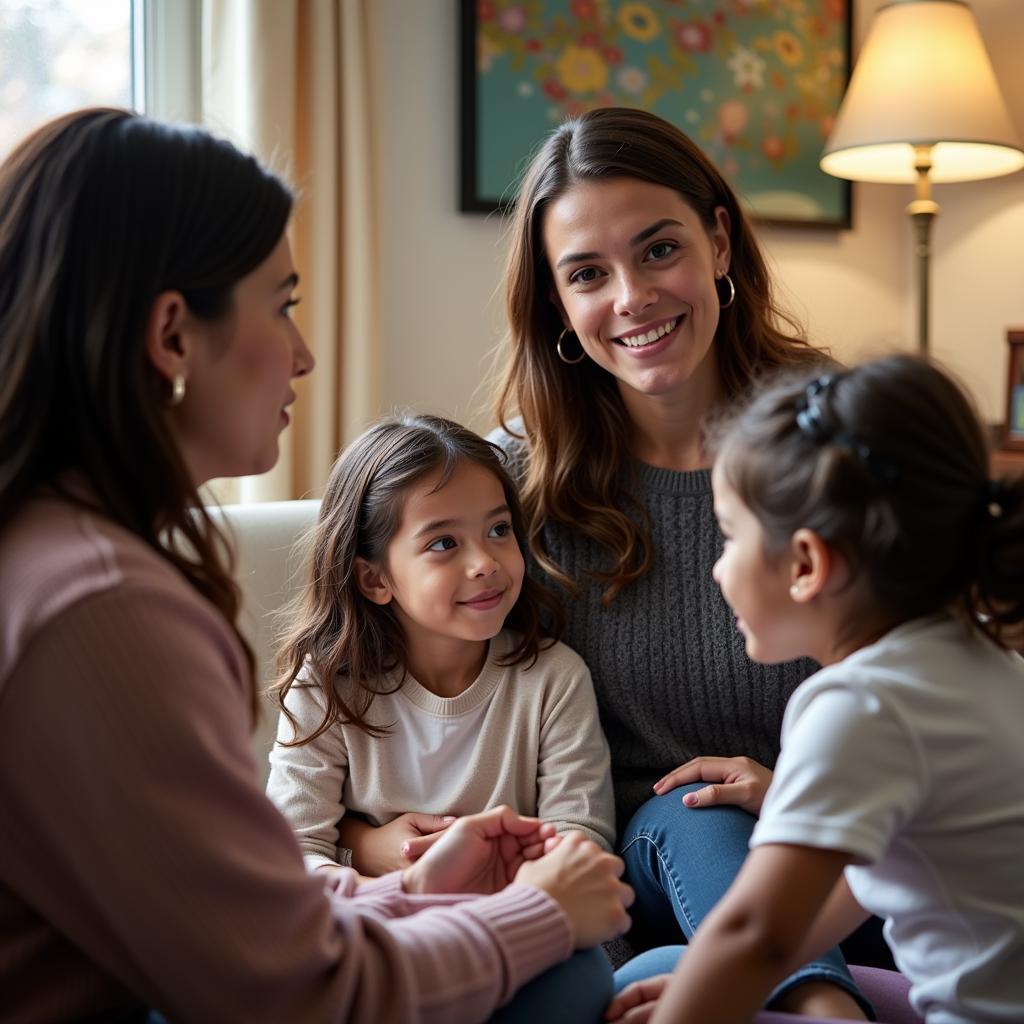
[608,353,1024,1024]
[266,414,615,876]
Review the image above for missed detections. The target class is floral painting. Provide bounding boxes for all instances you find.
[460,0,851,227]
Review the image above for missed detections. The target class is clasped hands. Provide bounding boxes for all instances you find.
[395,805,634,949]
[335,806,632,949]
[330,754,770,978]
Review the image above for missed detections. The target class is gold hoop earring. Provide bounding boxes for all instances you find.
[170,374,186,406]
[717,271,735,310]
[556,327,586,365]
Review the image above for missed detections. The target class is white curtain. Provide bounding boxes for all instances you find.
[202,0,381,503]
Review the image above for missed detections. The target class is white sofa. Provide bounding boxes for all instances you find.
[209,500,321,785]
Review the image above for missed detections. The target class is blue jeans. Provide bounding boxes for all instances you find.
[142,948,611,1024]
[618,788,873,1017]
[491,947,612,1023]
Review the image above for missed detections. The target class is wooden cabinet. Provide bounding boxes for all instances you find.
[992,448,1024,479]
[988,448,1024,653]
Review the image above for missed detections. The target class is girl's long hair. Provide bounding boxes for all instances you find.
[712,354,1024,650]
[0,108,294,718]
[495,106,823,603]
[271,414,564,744]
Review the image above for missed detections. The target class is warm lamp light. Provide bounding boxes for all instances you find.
[821,0,1024,351]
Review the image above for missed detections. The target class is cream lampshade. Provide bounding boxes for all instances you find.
[820,0,1024,351]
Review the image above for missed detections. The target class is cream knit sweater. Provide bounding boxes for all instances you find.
[267,630,616,867]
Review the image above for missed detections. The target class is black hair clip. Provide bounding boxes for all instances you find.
[794,373,900,486]
[795,375,838,443]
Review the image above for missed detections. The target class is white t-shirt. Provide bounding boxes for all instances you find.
[752,614,1024,1024]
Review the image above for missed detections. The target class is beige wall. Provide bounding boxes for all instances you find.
[930,0,1024,420]
[369,0,1024,432]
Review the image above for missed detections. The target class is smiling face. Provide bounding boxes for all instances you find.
[543,177,731,404]
[173,234,314,484]
[373,458,526,661]
[711,463,804,665]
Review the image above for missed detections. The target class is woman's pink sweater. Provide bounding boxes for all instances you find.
[0,495,571,1022]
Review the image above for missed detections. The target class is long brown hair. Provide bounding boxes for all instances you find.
[271,414,564,744]
[712,355,1024,649]
[495,106,823,603]
[0,108,294,719]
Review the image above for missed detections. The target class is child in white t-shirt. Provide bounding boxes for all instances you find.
[608,355,1024,1024]
[266,415,614,876]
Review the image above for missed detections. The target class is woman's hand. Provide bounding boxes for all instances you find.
[604,975,672,1023]
[515,832,634,949]
[653,756,773,816]
[403,805,556,896]
[339,812,456,876]
[403,808,634,947]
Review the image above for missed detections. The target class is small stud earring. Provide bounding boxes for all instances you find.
[789,584,801,599]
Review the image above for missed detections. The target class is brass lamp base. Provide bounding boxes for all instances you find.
[908,145,939,355]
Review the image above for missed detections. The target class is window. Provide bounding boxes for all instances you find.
[0,0,200,161]
[0,0,133,160]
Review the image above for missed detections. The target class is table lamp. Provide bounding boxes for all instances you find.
[820,0,1024,352]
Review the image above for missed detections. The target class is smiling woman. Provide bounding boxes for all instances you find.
[490,106,889,1018]
[542,177,730,424]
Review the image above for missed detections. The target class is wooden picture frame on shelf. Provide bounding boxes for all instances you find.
[1004,329,1024,452]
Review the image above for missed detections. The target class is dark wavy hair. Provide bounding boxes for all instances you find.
[495,106,824,603]
[711,354,1024,649]
[0,108,294,718]
[272,414,565,743]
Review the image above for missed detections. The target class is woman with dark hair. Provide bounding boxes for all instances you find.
[0,108,632,1023]
[492,106,875,1018]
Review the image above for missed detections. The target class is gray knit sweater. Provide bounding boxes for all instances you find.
[491,427,816,833]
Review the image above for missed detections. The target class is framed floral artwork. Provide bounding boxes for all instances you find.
[460,0,852,228]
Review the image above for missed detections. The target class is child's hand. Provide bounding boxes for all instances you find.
[652,756,773,815]
[340,812,456,876]
[314,862,356,882]
[313,862,374,890]
[604,975,671,1023]
[399,824,456,863]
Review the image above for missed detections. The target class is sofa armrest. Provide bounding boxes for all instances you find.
[208,500,321,785]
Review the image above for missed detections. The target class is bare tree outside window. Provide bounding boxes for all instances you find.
[0,0,133,161]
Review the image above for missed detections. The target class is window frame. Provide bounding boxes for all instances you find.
[132,0,201,121]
